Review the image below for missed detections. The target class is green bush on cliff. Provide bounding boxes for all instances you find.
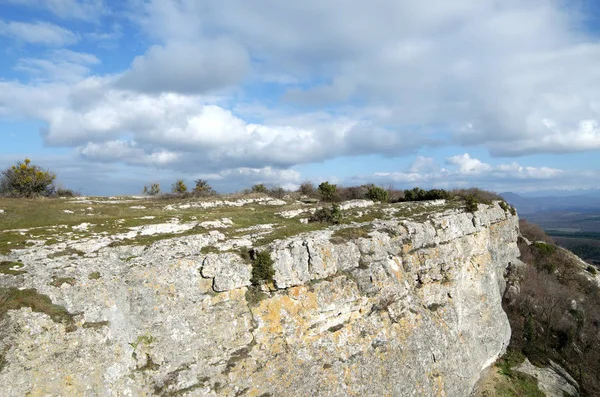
[250,250,275,285]
[402,187,449,202]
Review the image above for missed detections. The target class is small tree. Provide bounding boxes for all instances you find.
[0,158,56,198]
[193,179,215,196]
[251,184,268,193]
[143,183,161,196]
[171,179,188,194]
[318,181,338,202]
[365,185,389,202]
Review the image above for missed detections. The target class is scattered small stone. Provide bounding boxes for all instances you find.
[63,210,74,214]
[277,209,306,219]
[72,223,94,232]
[0,209,4,214]
[130,206,146,209]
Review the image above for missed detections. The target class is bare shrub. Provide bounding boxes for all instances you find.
[298,181,316,196]
[450,188,503,203]
[520,220,554,244]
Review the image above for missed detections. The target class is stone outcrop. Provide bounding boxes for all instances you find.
[0,202,520,396]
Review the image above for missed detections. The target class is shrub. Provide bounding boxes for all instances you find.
[193,179,215,196]
[338,185,369,201]
[318,182,338,202]
[365,185,389,202]
[171,179,188,194]
[309,204,342,225]
[465,195,479,213]
[450,188,502,204]
[251,250,275,285]
[143,183,161,196]
[251,184,268,194]
[55,188,77,198]
[586,265,597,275]
[0,158,56,198]
[386,186,405,202]
[519,220,554,244]
[403,187,449,202]
[268,185,286,199]
[298,181,316,196]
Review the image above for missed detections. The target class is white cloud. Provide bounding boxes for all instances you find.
[15,50,100,82]
[6,0,107,21]
[117,40,250,94]
[0,77,420,171]
[374,153,565,190]
[1,0,600,194]
[446,153,492,174]
[129,0,600,156]
[409,156,439,173]
[0,20,79,46]
[79,140,181,166]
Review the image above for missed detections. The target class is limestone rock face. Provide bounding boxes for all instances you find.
[0,202,519,396]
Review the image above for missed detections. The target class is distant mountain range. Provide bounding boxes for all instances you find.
[501,191,600,214]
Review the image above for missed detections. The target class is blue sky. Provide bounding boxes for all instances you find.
[1,0,600,195]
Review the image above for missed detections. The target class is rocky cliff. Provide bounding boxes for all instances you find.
[0,199,520,396]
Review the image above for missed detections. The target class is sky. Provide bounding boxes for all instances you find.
[1,0,600,195]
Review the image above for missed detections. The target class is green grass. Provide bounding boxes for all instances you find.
[330,225,373,244]
[492,349,545,397]
[0,261,26,275]
[88,271,101,280]
[0,195,466,254]
[0,287,74,327]
[49,276,77,287]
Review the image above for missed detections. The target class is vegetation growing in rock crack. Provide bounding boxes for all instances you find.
[250,250,275,285]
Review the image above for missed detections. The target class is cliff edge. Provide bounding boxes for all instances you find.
[0,198,520,396]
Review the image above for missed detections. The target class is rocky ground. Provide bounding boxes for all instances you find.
[1,195,523,396]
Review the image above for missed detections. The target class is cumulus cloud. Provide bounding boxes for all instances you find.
[1,0,600,194]
[0,75,425,172]
[446,153,492,174]
[129,0,600,156]
[0,20,79,46]
[117,40,250,94]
